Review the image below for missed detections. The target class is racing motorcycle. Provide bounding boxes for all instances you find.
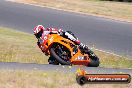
[41,32,100,67]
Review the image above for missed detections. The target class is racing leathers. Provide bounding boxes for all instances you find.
[37,27,88,55]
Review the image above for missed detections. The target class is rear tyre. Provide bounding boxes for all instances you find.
[88,55,100,67]
[87,49,100,67]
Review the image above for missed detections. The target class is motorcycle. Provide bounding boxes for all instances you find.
[40,33,100,67]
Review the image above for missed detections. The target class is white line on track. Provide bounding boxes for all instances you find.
[5,0,132,23]
[91,48,123,57]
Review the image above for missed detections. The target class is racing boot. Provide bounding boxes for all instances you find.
[72,40,81,55]
[73,45,78,55]
[79,43,89,54]
[79,43,96,56]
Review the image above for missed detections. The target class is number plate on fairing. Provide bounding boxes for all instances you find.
[75,56,87,60]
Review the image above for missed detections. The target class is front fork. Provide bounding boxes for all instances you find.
[73,45,95,57]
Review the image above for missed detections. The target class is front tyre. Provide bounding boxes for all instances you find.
[48,56,59,65]
[50,47,71,65]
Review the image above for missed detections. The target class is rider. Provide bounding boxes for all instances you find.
[33,25,88,54]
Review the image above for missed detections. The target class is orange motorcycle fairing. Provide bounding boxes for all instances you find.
[41,34,94,66]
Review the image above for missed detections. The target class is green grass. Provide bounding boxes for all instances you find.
[0,27,132,68]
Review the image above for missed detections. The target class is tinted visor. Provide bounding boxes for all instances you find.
[34,30,43,38]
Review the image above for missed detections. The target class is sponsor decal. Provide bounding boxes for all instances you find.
[75,56,84,60]
[76,68,131,85]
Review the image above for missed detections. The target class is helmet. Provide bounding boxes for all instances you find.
[33,25,45,38]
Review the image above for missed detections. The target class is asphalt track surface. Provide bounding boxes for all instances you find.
[0,62,132,74]
[0,0,132,73]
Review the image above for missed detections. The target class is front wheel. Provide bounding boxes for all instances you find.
[50,44,71,65]
[48,56,59,65]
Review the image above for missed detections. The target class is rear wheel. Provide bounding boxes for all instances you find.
[50,44,71,65]
[88,56,100,67]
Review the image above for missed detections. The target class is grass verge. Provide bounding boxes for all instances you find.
[15,0,132,22]
[0,69,131,88]
[0,27,48,64]
[0,27,132,68]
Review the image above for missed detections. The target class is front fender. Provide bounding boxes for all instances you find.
[46,34,75,56]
